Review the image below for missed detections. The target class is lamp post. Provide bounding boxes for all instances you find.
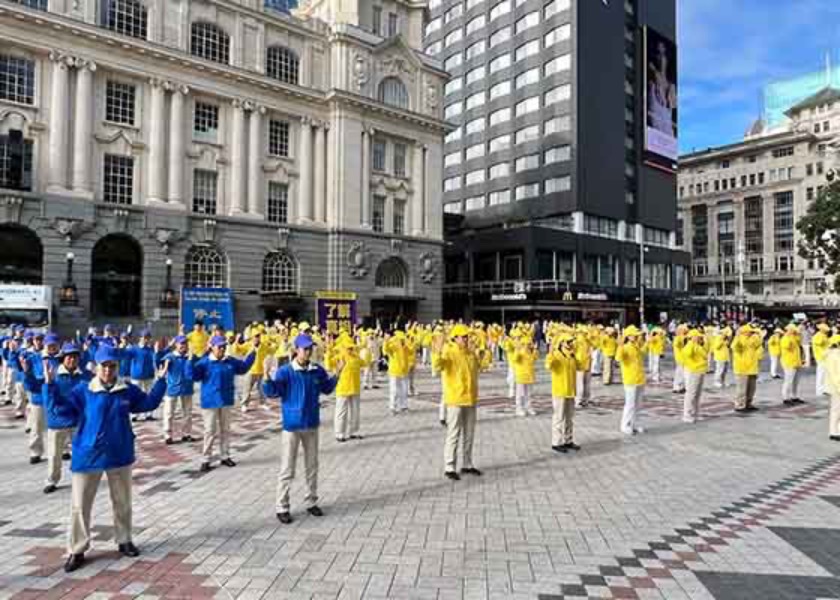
[59,251,78,306]
[737,242,745,321]
[159,258,178,309]
[639,239,646,327]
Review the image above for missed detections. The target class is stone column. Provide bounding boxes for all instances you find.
[361,128,371,228]
[168,84,189,208]
[412,143,425,236]
[313,121,326,223]
[47,51,71,191]
[298,116,313,222]
[229,99,247,215]
[146,78,168,204]
[247,104,265,216]
[71,59,96,195]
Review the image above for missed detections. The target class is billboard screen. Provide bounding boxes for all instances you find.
[644,27,678,167]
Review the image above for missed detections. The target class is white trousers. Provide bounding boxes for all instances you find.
[817,362,828,396]
[334,395,360,440]
[673,365,685,392]
[201,407,231,460]
[782,367,800,401]
[830,394,840,436]
[575,371,591,407]
[591,350,603,374]
[770,355,780,378]
[46,427,73,485]
[506,365,515,398]
[239,373,264,408]
[276,429,319,512]
[362,366,377,389]
[163,395,193,439]
[683,371,704,423]
[552,398,575,446]
[389,376,408,412]
[28,404,45,458]
[621,385,644,434]
[714,360,729,388]
[68,465,132,555]
[515,383,532,415]
[443,405,476,473]
[649,354,662,382]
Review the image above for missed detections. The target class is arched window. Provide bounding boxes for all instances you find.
[184,245,227,288]
[190,22,230,65]
[102,0,148,39]
[91,234,142,317]
[378,77,409,109]
[0,224,42,284]
[375,257,408,289]
[266,46,300,85]
[262,252,298,293]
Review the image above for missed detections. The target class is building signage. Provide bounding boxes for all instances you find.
[577,292,609,302]
[316,290,358,334]
[491,293,527,302]
[643,26,678,169]
[180,287,235,331]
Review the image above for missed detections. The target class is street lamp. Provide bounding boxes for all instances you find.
[737,242,745,321]
[59,251,78,306]
[159,258,178,309]
[638,225,649,327]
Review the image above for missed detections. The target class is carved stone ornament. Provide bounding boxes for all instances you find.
[419,251,437,283]
[201,219,218,244]
[346,241,369,279]
[379,57,415,82]
[0,196,24,225]
[276,227,291,250]
[51,217,95,244]
[390,238,404,255]
[425,77,439,112]
[353,54,369,91]
[112,209,130,232]
[149,228,187,255]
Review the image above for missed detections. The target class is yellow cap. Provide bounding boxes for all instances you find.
[623,325,642,338]
[450,324,470,338]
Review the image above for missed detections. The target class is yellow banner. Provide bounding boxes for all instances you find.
[315,290,358,301]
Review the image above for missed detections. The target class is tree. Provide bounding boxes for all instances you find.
[797,177,840,293]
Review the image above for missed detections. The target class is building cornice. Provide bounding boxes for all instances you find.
[679,131,817,165]
[327,89,454,133]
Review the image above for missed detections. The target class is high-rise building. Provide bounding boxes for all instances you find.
[0,0,447,332]
[763,62,840,129]
[425,0,689,324]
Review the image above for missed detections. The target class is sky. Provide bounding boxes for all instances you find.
[678,0,840,154]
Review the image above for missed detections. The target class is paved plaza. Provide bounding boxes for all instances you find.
[1,360,840,600]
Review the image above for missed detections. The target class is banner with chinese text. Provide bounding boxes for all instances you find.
[316,291,357,335]
[180,287,235,331]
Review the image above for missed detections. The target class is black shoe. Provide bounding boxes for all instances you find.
[445,471,460,481]
[440,420,447,426]
[831,435,840,442]
[29,456,41,465]
[783,399,794,406]
[734,408,748,414]
[552,445,567,453]
[13,413,24,420]
[221,458,236,467]
[460,467,482,476]
[64,553,85,572]
[182,435,194,442]
[131,416,139,422]
[564,443,581,451]
[145,415,156,422]
[61,452,71,460]
[307,506,324,517]
[43,484,57,494]
[164,438,174,445]
[199,462,212,473]
[118,542,140,557]
[792,398,805,405]
[746,406,759,412]
[336,437,347,443]
[277,512,293,524]
[350,435,364,440]
[25,427,31,433]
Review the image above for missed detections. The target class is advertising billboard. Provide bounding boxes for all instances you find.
[644,26,678,169]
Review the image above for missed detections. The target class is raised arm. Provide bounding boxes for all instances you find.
[128,377,167,414]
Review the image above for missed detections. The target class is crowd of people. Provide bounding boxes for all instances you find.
[1,317,838,573]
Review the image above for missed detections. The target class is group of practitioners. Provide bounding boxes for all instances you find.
[1,316,838,573]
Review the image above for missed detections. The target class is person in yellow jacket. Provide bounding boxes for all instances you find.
[812,323,832,397]
[682,329,709,423]
[646,327,666,383]
[822,334,840,441]
[501,334,517,400]
[672,324,688,393]
[781,324,804,405]
[406,333,419,397]
[731,324,764,412]
[383,331,412,414]
[574,328,593,408]
[510,338,538,417]
[546,334,580,452]
[432,324,483,481]
[601,328,618,385]
[712,328,732,389]
[234,329,275,412]
[325,335,369,442]
[615,326,646,435]
[767,328,783,379]
[590,326,604,376]
[186,321,209,358]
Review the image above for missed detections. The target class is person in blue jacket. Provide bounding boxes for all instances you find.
[157,335,196,444]
[122,329,157,422]
[21,332,61,464]
[7,327,28,418]
[42,342,92,494]
[186,335,255,472]
[263,333,340,524]
[61,344,167,573]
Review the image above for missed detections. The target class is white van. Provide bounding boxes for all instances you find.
[0,285,52,333]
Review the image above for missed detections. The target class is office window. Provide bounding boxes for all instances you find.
[515,67,540,89]
[544,24,571,47]
[490,0,511,20]
[0,54,35,105]
[379,78,409,109]
[466,40,486,60]
[515,11,540,34]
[515,183,539,200]
[545,176,570,193]
[445,127,462,144]
[373,5,383,34]
[807,187,815,200]
[444,102,463,119]
[544,145,570,164]
[465,91,485,110]
[584,215,618,238]
[488,162,510,179]
[465,142,485,160]
[545,83,571,105]
[190,22,230,64]
[744,196,763,255]
[267,182,289,224]
[192,169,218,215]
[444,78,463,96]
[691,205,708,258]
[0,134,33,191]
[465,169,485,185]
[489,26,511,47]
[717,210,735,257]
[774,190,794,252]
[758,172,765,184]
[489,107,511,126]
[445,29,463,45]
[465,195,485,211]
[444,4,462,23]
[426,41,442,55]
[193,101,219,138]
[515,96,539,117]
[488,134,511,152]
[515,124,539,144]
[425,17,442,35]
[372,139,387,171]
[268,119,290,157]
[102,154,134,205]
[544,0,570,18]
[444,54,463,71]
[12,0,47,10]
[515,154,539,172]
[444,151,462,167]
[489,80,511,99]
[544,53,571,76]
[393,199,405,234]
[103,0,148,39]
[444,176,461,191]
[515,40,540,62]
[262,252,297,293]
[372,195,385,232]
[466,0,483,9]
[466,14,486,34]
[465,117,485,135]
[544,115,571,134]
[772,146,794,158]
[393,142,407,177]
[488,189,511,205]
[105,81,136,125]
[444,202,463,214]
[466,66,486,85]
[266,46,300,85]
[489,53,511,74]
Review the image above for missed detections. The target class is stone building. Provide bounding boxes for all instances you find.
[0,0,447,333]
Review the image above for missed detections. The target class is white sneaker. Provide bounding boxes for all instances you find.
[633,427,645,434]
[621,428,634,435]
[241,405,250,413]
[527,408,537,416]
[515,409,526,417]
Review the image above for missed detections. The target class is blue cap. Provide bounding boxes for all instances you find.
[44,333,60,345]
[58,342,81,357]
[94,345,121,365]
[209,335,227,347]
[139,328,151,338]
[13,324,24,333]
[104,324,115,333]
[23,330,34,340]
[33,330,44,339]
[293,334,315,349]
[173,335,187,344]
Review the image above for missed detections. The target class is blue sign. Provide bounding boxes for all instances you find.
[180,287,235,331]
